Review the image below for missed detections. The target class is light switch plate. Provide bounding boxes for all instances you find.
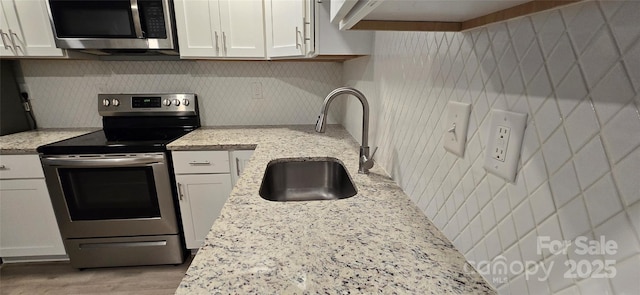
[483,109,528,182]
[443,101,472,157]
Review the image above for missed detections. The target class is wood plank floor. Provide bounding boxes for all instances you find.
[0,256,192,295]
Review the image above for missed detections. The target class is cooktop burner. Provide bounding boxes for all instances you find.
[37,93,200,155]
[37,129,191,154]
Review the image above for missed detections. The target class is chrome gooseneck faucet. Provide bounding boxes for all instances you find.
[315,87,376,174]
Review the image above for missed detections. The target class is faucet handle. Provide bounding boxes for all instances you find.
[361,146,378,172]
[369,146,378,160]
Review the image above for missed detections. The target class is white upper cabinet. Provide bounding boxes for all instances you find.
[0,2,14,56]
[332,0,580,32]
[174,0,265,59]
[329,0,356,24]
[265,0,372,59]
[0,0,64,57]
[313,0,371,56]
[218,0,265,58]
[264,0,309,58]
[176,0,372,60]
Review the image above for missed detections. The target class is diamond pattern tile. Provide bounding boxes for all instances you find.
[607,0,640,53]
[20,60,342,128]
[340,1,640,293]
[590,62,636,124]
[562,0,606,54]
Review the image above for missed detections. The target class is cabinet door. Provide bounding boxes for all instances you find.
[176,174,232,249]
[12,0,63,56]
[0,1,16,56]
[264,0,305,57]
[218,0,265,58]
[0,179,66,257]
[173,0,223,58]
[229,150,254,186]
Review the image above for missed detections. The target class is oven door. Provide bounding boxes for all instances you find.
[41,153,179,238]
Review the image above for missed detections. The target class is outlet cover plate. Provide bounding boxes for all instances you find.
[483,109,527,182]
[443,101,472,157]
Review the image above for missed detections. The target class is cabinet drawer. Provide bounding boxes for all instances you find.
[172,151,230,174]
[0,155,44,179]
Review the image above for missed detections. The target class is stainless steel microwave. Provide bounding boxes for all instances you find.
[47,0,175,50]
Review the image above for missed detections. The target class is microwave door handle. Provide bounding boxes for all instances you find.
[41,156,163,167]
[130,0,144,38]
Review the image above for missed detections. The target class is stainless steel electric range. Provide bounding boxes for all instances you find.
[37,93,199,269]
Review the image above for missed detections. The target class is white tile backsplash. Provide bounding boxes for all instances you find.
[558,195,591,240]
[593,212,640,262]
[541,127,571,174]
[573,136,610,190]
[529,182,556,224]
[606,0,640,53]
[601,102,640,163]
[19,60,343,127]
[578,26,619,88]
[550,161,581,207]
[583,173,623,227]
[612,147,640,206]
[577,276,614,295]
[342,1,639,293]
[554,66,588,118]
[564,98,600,152]
[513,201,536,238]
[610,255,640,295]
[590,62,636,124]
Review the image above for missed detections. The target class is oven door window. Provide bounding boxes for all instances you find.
[58,167,161,220]
[49,0,136,38]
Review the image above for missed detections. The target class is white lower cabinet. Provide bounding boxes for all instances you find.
[0,155,66,259]
[173,150,254,249]
[172,150,232,249]
[229,150,254,186]
[175,173,231,249]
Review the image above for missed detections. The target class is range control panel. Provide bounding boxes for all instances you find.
[98,93,197,117]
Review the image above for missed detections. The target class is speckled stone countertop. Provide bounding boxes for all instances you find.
[0,129,98,154]
[169,125,494,294]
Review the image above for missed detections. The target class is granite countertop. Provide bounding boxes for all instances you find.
[0,129,98,154]
[169,125,494,294]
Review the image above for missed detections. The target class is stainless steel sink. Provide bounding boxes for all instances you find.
[259,158,357,202]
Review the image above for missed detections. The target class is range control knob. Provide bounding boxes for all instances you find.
[102,99,110,107]
[182,99,190,106]
[112,99,120,106]
[163,99,171,106]
[172,99,180,106]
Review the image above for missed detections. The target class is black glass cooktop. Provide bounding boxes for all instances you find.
[37,128,192,155]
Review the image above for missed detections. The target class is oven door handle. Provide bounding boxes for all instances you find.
[41,156,163,167]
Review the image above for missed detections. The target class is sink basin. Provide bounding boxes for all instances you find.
[259,158,357,202]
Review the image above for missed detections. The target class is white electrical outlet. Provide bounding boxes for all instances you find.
[443,101,472,157]
[484,109,527,182]
[251,82,263,99]
[492,126,510,162]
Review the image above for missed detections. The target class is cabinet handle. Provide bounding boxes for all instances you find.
[295,26,302,50]
[222,32,227,55]
[0,30,11,49]
[8,30,20,49]
[177,183,184,200]
[0,165,7,170]
[188,161,211,166]
[214,31,219,54]
[235,157,240,176]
